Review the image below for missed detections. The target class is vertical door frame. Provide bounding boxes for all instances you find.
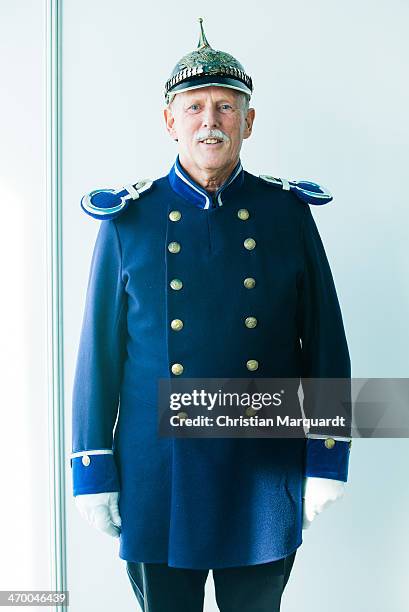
[45,1,67,610]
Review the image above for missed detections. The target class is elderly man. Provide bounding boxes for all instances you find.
[70,18,352,612]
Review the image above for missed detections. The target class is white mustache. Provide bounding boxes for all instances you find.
[196,129,229,142]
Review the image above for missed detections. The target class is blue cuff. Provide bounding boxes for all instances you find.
[70,453,120,496]
[304,438,351,482]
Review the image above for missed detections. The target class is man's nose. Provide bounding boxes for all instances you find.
[201,106,219,128]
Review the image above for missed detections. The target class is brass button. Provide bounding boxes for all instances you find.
[82,455,90,467]
[244,238,256,250]
[171,363,184,375]
[243,277,256,289]
[244,316,257,328]
[245,406,258,417]
[246,359,259,371]
[171,318,184,331]
[170,278,183,290]
[237,208,250,220]
[168,241,181,253]
[177,411,188,421]
[169,210,182,222]
[324,438,336,449]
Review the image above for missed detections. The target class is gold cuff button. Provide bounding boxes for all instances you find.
[169,210,182,222]
[82,455,91,466]
[237,208,250,220]
[246,359,259,371]
[170,278,183,290]
[245,316,258,328]
[243,277,256,289]
[168,241,181,253]
[171,363,184,375]
[245,406,258,417]
[244,238,256,250]
[177,411,188,421]
[324,438,336,449]
[171,319,184,331]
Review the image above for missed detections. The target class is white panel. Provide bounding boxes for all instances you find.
[0,0,51,598]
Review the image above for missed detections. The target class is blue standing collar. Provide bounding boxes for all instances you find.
[168,154,244,209]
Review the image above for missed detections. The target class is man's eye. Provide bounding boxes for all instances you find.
[189,104,200,111]
[220,104,233,110]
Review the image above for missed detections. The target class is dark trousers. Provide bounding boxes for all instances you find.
[126,551,297,612]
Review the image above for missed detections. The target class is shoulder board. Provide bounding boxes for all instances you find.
[259,175,332,205]
[80,179,154,220]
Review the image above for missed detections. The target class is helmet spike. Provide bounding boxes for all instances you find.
[197,17,211,49]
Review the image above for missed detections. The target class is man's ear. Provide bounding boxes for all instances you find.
[164,107,178,141]
[243,107,255,139]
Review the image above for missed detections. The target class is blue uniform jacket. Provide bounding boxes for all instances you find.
[70,155,352,569]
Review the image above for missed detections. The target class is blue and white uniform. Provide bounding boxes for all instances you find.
[70,155,351,569]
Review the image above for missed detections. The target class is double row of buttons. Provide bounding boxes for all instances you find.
[167,207,260,376]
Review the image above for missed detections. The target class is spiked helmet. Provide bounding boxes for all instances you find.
[164,18,253,104]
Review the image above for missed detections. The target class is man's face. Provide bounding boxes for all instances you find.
[164,86,255,173]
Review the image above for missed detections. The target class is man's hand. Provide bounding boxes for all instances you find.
[302,476,346,530]
[74,492,122,538]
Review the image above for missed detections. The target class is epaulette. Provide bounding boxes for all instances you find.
[80,179,154,220]
[259,175,332,205]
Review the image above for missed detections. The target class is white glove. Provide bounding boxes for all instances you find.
[302,476,346,530]
[74,492,122,538]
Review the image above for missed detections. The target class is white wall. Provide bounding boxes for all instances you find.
[0,0,52,598]
[63,1,409,610]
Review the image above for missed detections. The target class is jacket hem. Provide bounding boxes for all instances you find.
[118,538,303,570]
